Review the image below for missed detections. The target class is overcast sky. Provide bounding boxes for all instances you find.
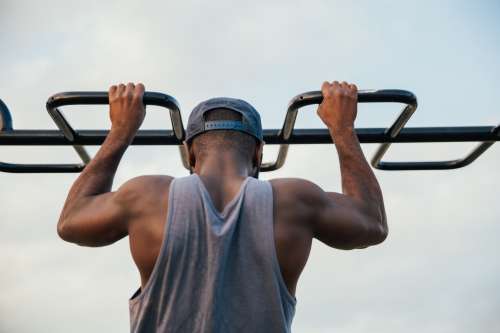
[1,0,499,332]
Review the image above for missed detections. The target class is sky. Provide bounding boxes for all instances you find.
[1,0,499,332]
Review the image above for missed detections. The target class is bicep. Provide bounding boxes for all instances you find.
[57,190,131,247]
[272,178,377,250]
[58,175,168,247]
[282,178,384,250]
[313,191,379,250]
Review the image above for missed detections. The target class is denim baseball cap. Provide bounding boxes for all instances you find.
[185,97,263,142]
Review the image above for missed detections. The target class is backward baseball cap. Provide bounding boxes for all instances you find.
[185,97,263,143]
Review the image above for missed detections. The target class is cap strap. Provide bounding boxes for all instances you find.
[204,120,251,132]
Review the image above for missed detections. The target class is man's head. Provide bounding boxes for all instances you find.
[184,97,264,178]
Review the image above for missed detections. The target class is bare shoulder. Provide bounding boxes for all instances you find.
[120,174,174,190]
[116,175,174,216]
[269,177,326,202]
[269,177,327,221]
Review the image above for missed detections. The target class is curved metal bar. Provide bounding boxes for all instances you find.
[0,99,84,172]
[1,100,61,172]
[0,99,13,131]
[374,124,500,170]
[260,89,418,171]
[1,89,498,173]
[46,91,185,140]
[44,91,186,173]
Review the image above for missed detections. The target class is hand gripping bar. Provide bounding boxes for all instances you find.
[260,89,418,171]
[44,91,188,173]
[0,92,186,173]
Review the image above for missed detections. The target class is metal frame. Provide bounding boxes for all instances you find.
[0,90,498,173]
[0,99,13,131]
[372,124,500,170]
[269,89,500,171]
[261,89,418,171]
[0,92,187,172]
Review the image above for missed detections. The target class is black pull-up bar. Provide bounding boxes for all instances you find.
[46,91,189,173]
[0,90,498,173]
[0,92,187,173]
[273,90,499,171]
[261,89,418,171]
[0,99,13,131]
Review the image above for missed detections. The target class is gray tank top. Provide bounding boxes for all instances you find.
[129,174,297,333]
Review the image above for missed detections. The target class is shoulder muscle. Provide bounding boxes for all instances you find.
[116,175,173,219]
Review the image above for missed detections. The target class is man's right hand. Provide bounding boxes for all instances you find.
[317,81,358,134]
[108,82,146,140]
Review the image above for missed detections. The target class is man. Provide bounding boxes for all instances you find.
[57,81,388,332]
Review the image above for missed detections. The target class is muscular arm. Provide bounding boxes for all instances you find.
[276,81,387,250]
[57,83,148,247]
[57,131,130,246]
[318,81,387,249]
[313,128,387,249]
[273,175,386,251]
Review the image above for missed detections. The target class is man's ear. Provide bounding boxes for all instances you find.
[251,141,264,179]
[184,142,196,169]
[253,141,264,168]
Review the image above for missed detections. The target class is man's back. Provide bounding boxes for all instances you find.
[127,174,314,303]
[128,174,299,332]
[56,81,388,332]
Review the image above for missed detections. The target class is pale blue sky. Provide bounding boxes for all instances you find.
[1,1,499,332]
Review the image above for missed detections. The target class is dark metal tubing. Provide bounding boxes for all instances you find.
[374,124,500,170]
[260,89,418,171]
[0,92,187,173]
[2,127,499,146]
[1,89,499,173]
[46,92,185,141]
[43,91,188,173]
[0,99,13,131]
[0,163,83,173]
[1,126,499,172]
[0,98,28,172]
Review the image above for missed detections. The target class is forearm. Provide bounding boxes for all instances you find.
[331,127,387,226]
[59,130,132,222]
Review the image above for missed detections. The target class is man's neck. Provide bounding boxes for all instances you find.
[194,152,253,179]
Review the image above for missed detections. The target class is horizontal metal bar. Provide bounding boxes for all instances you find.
[374,124,500,170]
[0,162,84,173]
[35,91,188,173]
[281,90,418,140]
[46,91,185,141]
[376,141,496,171]
[1,127,498,145]
[1,92,188,173]
[261,89,419,171]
